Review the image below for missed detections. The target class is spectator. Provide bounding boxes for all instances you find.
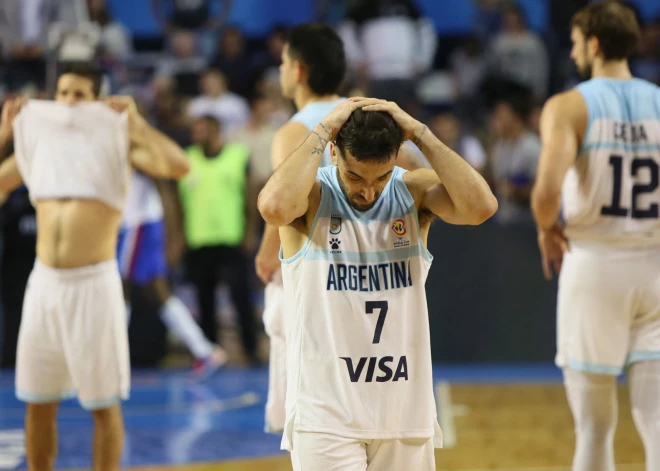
[252,25,288,84]
[488,4,549,99]
[178,116,260,365]
[450,35,487,102]
[156,31,208,96]
[87,0,133,62]
[0,0,87,90]
[151,0,232,33]
[211,26,255,98]
[338,0,437,111]
[632,18,660,86]
[489,94,540,225]
[230,94,279,189]
[187,68,250,135]
[151,0,233,58]
[430,112,487,174]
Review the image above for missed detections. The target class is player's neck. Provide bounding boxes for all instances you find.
[591,59,633,80]
[293,87,340,111]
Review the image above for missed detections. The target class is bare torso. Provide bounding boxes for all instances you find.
[35,199,121,268]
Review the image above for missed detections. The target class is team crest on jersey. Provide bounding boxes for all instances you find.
[391,218,410,248]
[330,216,342,234]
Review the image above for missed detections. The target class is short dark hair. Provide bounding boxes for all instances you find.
[286,23,346,95]
[197,115,221,130]
[571,2,641,61]
[57,62,103,97]
[336,109,404,163]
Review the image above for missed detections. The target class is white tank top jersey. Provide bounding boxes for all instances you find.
[12,100,131,212]
[290,98,347,167]
[279,165,442,450]
[120,172,164,230]
[564,78,660,247]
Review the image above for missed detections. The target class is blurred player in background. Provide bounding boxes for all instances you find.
[0,63,190,471]
[118,171,227,378]
[532,3,660,470]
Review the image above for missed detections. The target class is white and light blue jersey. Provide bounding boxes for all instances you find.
[290,98,347,167]
[279,165,442,450]
[565,78,660,246]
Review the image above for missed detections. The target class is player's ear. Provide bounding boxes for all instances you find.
[330,142,338,165]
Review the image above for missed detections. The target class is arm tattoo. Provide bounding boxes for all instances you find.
[413,125,427,148]
[311,126,330,156]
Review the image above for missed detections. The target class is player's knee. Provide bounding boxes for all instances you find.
[91,404,123,429]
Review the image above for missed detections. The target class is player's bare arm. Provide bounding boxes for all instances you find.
[359,98,498,227]
[105,96,190,179]
[531,90,586,279]
[0,97,26,162]
[255,122,311,283]
[259,100,362,256]
[259,100,362,227]
[0,156,23,193]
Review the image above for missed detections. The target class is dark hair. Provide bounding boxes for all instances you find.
[57,62,103,97]
[495,92,532,122]
[335,109,404,163]
[196,114,221,130]
[286,23,346,95]
[571,1,641,61]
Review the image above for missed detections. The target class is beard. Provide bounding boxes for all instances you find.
[577,44,593,80]
[578,62,593,80]
[336,170,380,212]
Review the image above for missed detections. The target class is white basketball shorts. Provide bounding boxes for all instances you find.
[16,259,130,409]
[556,242,660,375]
[263,277,287,433]
[290,431,436,471]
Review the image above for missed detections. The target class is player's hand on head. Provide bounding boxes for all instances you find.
[537,223,569,280]
[319,100,363,141]
[356,97,424,142]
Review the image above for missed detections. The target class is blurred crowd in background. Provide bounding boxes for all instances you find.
[0,0,659,369]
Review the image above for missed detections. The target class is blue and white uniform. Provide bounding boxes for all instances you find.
[557,78,660,375]
[282,166,442,469]
[263,98,345,434]
[117,172,168,284]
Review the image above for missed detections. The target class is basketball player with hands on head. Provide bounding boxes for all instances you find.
[254,23,428,434]
[0,63,190,471]
[532,3,660,470]
[259,96,497,470]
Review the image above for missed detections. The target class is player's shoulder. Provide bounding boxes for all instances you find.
[544,88,585,114]
[542,89,587,128]
[273,120,310,145]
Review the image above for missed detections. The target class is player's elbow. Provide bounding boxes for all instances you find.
[258,192,305,227]
[169,158,190,179]
[467,193,499,225]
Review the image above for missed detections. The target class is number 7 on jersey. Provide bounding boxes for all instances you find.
[366,301,388,344]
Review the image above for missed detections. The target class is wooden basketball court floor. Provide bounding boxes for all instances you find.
[0,365,645,471]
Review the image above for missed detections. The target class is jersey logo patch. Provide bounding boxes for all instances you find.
[391,218,411,248]
[329,238,341,251]
[391,219,406,236]
[330,216,342,234]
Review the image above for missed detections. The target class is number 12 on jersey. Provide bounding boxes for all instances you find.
[601,155,659,219]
